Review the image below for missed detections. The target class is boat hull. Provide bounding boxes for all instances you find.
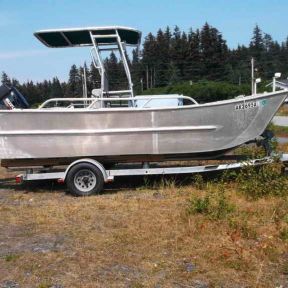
[0,91,287,166]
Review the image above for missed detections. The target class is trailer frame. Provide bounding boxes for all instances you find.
[12,153,288,196]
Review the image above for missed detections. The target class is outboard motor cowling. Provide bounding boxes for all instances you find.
[0,85,29,109]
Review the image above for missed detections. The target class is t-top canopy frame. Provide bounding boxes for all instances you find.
[34,26,141,99]
[34,26,141,48]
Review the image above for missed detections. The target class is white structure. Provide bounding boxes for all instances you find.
[266,73,288,103]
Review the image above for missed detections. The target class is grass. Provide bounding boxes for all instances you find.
[278,142,288,153]
[277,105,288,116]
[269,123,288,137]
[4,254,20,262]
[283,261,288,275]
[1,163,288,288]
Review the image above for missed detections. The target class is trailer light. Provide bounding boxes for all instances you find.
[57,178,65,184]
[15,175,23,184]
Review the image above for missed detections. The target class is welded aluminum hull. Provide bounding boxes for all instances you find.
[0,91,287,164]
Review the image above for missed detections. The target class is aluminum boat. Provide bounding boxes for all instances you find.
[0,26,287,168]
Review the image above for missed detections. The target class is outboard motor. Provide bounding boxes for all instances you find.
[0,84,29,109]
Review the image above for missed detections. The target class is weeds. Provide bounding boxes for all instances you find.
[37,283,52,288]
[188,195,210,214]
[193,174,205,190]
[235,144,267,159]
[268,122,288,136]
[272,199,288,224]
[228,218,258,239]
[4,253,19,262]
[130,282,145,288]
[187,182,235,220]
[279,228,288,241]
[282,261,288,275]
[236,162,288,199]
[143,176,151,189]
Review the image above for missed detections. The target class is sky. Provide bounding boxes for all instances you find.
[0,0,288,83]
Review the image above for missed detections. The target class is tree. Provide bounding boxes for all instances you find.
[105,52,120,91]
[142,33,158,88]
[21,80,39,104]
[89,62,101,92]
[131,48,143,93]
[250,25,264,60]
[50,77,64,98]
[1,72,11,86]
[263,33,273,52]
[200,23,228,80]
[2,22,288,104]
[154,28,172,86]
[66,64,82,97]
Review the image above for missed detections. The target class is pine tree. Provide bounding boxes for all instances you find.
[263,33,273,52]
[169,26,184,83]
[178,31,190,80]
[2,22,288,103]
[66,64,81,97]
[11,78,20,87]
[200,23,228,80]
[187,28,202,81]
[50,77,64,98]
[105,52,120,91]
[131,48,143,93]
[1,72,11,86]
[142,33,157,88]
[250,25,264,60]
[89,62,101,91]
[154,28,171,86]
[21,81,40,105]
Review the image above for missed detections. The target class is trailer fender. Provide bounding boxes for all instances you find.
[63,159,110,182]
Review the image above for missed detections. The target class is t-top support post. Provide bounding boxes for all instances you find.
[89,29,134,99]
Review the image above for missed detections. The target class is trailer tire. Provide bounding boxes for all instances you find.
[66,163,104,196]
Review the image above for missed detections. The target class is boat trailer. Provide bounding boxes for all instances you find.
[13,153,288,196]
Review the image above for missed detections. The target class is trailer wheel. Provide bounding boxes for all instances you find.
[66,163,104,196]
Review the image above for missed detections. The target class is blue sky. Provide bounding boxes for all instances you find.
[0,0,288,83]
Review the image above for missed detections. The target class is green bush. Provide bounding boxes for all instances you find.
[142,81,250,103]
[187,187,234,220]
[188,195,210,214]
[234,144,268,159]
[236,162,288,199]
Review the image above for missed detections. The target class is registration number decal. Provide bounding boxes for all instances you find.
[235,101,258,111]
